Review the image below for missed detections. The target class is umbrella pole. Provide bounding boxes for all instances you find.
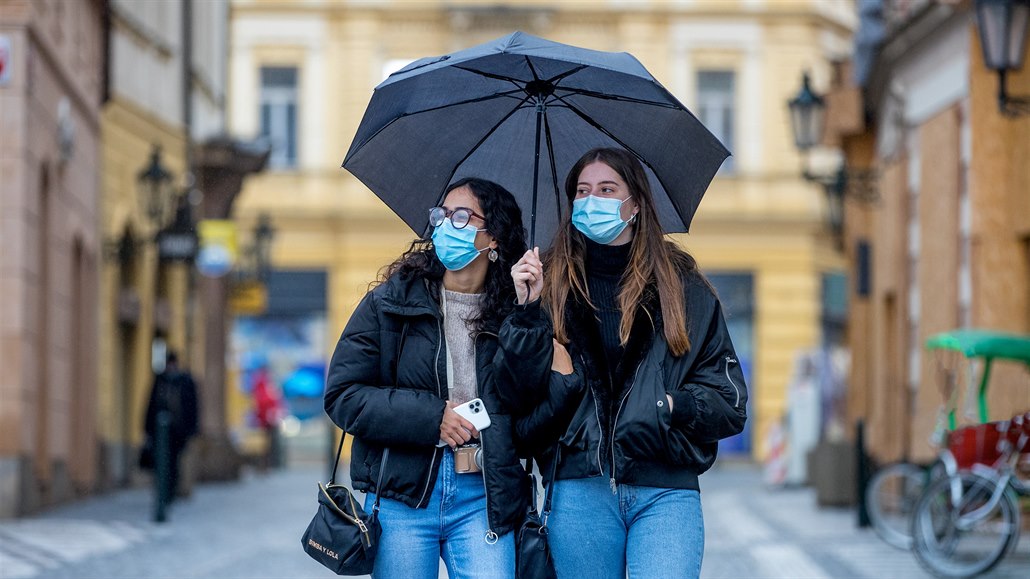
[530,100,544,247]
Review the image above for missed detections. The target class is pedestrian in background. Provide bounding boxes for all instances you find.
[251,364,286,470]
[142,351,200,501]
[323,178,531,578]
[499,147,749,579]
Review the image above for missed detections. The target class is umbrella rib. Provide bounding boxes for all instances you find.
[525,56,542,82]
[546,64,589,86]
[346,89,527,157]
[541,109,563,224]
[451,65,528,90]
[434,96,535,208]
[553,86,683,110]
[402,87,527,116]
[558,98,690,231]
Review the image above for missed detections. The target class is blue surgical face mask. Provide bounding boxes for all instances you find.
[571,195,634,244]
[431,219,488,271]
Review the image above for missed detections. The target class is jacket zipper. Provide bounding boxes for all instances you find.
[474,332,499,543]
[416,316,447,509]
[725,356,741,407]
[609,361,645,493]
[580,353,604,478]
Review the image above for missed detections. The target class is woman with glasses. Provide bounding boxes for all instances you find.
[497,148,749,579]
[324,178,530,578]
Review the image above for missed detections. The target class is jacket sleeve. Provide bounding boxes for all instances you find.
[668,300,748,442]
[323,292,446,447]
[493,299,555,415]
[513,369,585,456]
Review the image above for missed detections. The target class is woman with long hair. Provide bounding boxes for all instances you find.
[324,178,530,578]
[498,148,748,578]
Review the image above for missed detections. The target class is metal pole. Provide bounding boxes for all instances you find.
[530,98,544,246]
[856,419,871,527]
[154,410,172,523]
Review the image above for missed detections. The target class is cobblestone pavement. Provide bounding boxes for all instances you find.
[0,461,1026,578]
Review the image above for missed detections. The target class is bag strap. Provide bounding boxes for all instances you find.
[541,445,559,524]
[327,321,409,511]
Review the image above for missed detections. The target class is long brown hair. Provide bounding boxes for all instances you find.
[544,148,700,356]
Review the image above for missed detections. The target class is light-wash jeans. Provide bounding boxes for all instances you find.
[365,449,515,579]
[548,475,704,579]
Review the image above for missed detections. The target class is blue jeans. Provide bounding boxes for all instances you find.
[547,475,704,579]
[365,449,515,579]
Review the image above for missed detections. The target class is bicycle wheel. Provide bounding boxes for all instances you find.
[911,471,1021,578]
[866,462,928,549]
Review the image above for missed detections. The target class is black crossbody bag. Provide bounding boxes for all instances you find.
[517,448,559,579]
[301,323,407,575]
[301,435,389,575]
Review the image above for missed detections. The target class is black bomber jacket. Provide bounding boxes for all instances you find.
[495,268,748,491]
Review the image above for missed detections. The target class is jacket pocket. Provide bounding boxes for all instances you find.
[613,366,670,461]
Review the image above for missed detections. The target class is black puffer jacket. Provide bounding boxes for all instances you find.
[496,269,748,491]
[324,272,528,537]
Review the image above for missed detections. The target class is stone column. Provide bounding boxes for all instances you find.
[192,138,269,481]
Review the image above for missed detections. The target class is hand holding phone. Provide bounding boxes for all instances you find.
[438,398,491,447]
[453,398,491,432]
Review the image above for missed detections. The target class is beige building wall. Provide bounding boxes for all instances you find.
[837,7,1030,465]
[0,0,105,516]
[229,0,854,458]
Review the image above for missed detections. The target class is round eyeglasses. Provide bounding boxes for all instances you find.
[429,206,486,230]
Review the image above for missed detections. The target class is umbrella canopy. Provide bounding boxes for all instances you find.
[344,31,730,246]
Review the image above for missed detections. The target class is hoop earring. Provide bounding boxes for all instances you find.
[488,248,499,262]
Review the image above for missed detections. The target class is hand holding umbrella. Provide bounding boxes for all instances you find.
[511,247,543,305]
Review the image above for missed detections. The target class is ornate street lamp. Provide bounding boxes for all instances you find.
[788,72,826,152]
[975,0,1030,116]
[137,145,175,229]
[252,213,275,282]
[786,73,877,248]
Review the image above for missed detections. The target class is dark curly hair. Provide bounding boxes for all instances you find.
[378,177,527,334]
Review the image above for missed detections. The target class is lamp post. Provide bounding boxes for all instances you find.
[252,213,275,283]
[787,72,877,247]
[975,0,1030,116]
[138,145,176,230]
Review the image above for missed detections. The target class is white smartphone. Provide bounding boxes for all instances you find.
[453,398,491,432]
[438,398,492,446]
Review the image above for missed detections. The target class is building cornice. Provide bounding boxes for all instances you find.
[862,1,967,117]
[229,2,855,35]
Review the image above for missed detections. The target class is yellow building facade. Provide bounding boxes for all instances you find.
[98,0,232,487]
[99,97,192,486]
[229,0,854,458]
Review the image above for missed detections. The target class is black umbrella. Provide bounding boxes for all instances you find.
[343,31,730,246]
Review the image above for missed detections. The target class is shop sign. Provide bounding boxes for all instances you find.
[196,220,237,278]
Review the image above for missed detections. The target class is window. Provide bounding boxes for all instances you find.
[696,70,736,173]
[260,67,298,169]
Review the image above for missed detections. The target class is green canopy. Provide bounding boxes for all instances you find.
[926,330,1030,364]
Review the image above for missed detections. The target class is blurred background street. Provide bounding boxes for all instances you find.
[2,0,1030,577]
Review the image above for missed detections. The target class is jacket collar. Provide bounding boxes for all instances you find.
[566,285,661,389]
[377,274,442,319]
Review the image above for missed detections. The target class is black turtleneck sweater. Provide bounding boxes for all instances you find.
[584,239,633,371]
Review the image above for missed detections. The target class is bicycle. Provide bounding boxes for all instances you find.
[865,330,1007,550]
[911,411,1030,578]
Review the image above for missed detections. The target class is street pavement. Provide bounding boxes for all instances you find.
[0,460,1026,579]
